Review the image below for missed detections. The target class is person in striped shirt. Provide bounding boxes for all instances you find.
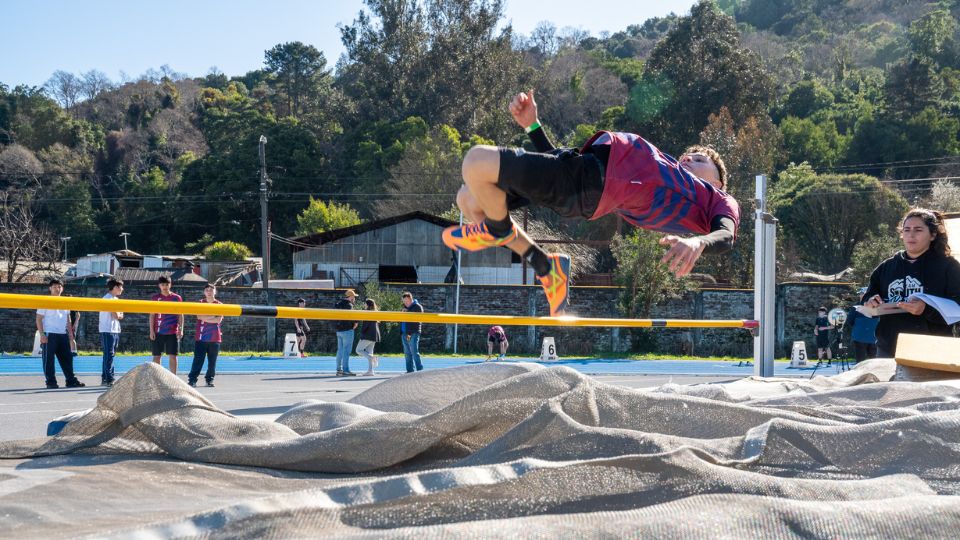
[188,283,223,387]
[149,275,184,374]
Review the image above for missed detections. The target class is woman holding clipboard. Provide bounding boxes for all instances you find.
[861,209,960,357]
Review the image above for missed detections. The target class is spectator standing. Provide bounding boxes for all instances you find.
[149,275,184,374]
[814,307,833,362]
[356,298,381,376]
[294,298,310,357]
[862,208,960,357]
[400,291,424,373]
[334,289,358,376]
[486,325,508,361]
[99,278,124,386]
[846,302,879,363]
[35,278,84,389]
[188,284,223,387]
[69,307,80,358]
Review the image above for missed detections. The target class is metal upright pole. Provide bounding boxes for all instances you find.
[753,175,778,377]
[259,136,270,289]
[60,237,71,262]
[453,211,463,354]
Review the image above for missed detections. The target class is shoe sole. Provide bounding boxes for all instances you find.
[541,255,571,316]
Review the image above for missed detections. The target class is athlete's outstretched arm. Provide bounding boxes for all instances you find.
[659,216,736,277]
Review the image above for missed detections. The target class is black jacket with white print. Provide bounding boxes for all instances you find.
[862,249,960,356]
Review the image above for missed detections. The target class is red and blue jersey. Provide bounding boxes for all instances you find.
[195,298,222,343]
[584,131,740,235]
[151,292,183,335]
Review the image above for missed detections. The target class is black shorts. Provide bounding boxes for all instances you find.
[488,336,506,343]
[497,147,604,219]
[816,333,830,348]
[152,334,180,356]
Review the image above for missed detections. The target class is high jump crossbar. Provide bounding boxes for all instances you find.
[0,293,758,330]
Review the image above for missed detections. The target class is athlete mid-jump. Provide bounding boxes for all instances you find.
[443,89,740,316]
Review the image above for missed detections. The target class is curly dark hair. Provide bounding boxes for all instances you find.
[901,208,951,258]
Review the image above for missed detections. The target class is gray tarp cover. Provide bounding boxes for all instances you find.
[2,359,960,539]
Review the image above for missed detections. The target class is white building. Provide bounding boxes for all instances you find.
[74,250,261,286]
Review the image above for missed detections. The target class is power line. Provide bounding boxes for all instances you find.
[809,154,960,172]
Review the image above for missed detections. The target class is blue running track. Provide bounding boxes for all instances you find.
[0,353,834,377]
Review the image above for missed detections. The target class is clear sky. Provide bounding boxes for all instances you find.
[3,0,698,88]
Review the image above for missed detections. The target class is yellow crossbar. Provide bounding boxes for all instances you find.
[0,292,758,329]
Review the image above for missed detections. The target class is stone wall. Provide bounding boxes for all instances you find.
[0,282,855,357]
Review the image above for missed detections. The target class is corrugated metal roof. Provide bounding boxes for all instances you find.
[289,211,456,251]
[114,268,208,283]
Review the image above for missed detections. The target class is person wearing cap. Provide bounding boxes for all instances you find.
[293,298,310,357]
[334,289,358,376]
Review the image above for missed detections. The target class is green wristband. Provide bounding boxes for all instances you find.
[525,121,541,134]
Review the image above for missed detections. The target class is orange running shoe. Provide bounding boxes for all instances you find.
[442,221,518,252]
[537,254,570,316]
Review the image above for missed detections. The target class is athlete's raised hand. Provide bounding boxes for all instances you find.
[509,89,539,130]
[659,235,706,278]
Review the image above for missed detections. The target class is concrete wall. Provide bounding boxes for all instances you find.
[0,282,855,357]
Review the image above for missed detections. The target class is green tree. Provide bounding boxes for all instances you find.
[182,82,335,252]
[847,107,959,178]
[344,116,432,198]
[203,240,253,261]
[376,125,491,217]
[908,9,957,62]
[338,0,427,125]
[0,85,82,150]
[884,56,943,117]
[110,166,178,254]
[611,229,694,351]
[296,198,363,236]
[185,233,215,255]
[611,229,693,319]
[695,107,781,286]
[35,144,99,255]
[779,78,834,120]
[849,224,902,286]
[630,0,774,150]
[770,165,909,273]
[779,116,847,168]
[264,41,333,119]
[338,0,530,137]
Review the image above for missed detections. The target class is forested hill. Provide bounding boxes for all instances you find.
[1,0,958,281]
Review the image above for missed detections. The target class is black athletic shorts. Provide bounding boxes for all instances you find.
[497,147,605,219]
[152,333,180,356]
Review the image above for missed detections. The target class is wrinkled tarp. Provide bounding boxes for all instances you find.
[3,359,960,539]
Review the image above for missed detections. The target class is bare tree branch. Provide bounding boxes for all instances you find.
[0,190,62,283]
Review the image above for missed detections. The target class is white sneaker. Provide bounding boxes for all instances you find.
[362,371,375,376]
